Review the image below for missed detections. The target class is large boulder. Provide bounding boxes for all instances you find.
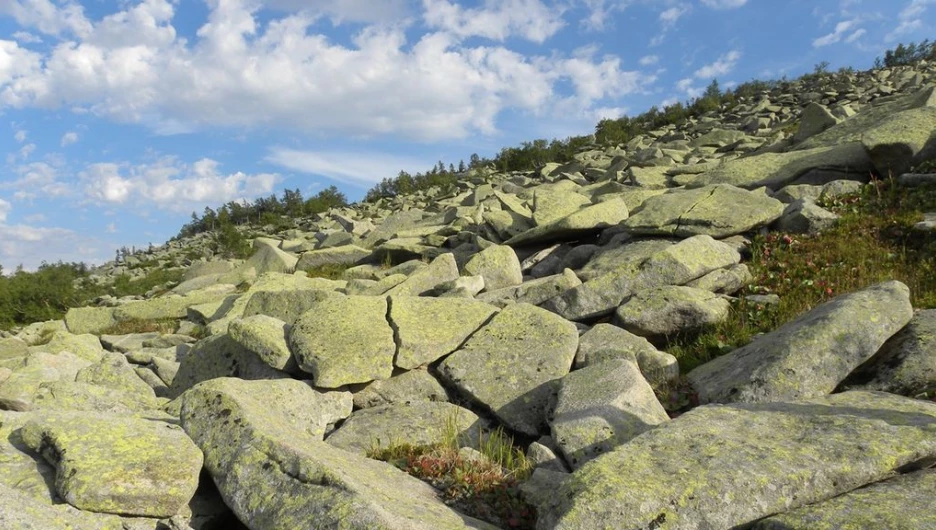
[506,198,629,247]
[179,378,494,530]
[228,314,294,371]
[168,333,289,398]
[687,281,914,404]
[437,303,579,436]
[288,295,396,388]
[64,307,117,335]
[614,285,731,338]
[534,391,936,530]
[385,253,460,296]
[114,284,236,322]
[623,184,785,238]
[389,296,497,370]
[462,244,523,292]
[352,367,448,409]
[296,245,371,270]
[575,323,679,386]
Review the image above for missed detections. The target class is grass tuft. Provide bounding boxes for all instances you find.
[100,318,178,336]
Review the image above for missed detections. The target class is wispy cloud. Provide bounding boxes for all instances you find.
[813,19,858,47]
[60,131,78,146]
[266,147,430,187]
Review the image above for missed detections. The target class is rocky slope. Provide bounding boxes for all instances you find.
[1,61,936,529]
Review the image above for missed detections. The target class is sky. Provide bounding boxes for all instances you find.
[1,0,934,271]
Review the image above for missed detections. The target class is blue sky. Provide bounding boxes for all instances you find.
[0,0,934,270]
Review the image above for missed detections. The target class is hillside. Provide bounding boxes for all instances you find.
[1,54,936,529]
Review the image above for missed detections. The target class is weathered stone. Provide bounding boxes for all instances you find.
[0,351,93,411]
[242,287,339,325]
[688,281,913,404]
[753,468,936,530]
[614,285,731,337]
[0,482,126,530]
[462,244,523,292]
[20,412,202,517]
[115,284,236,323]
[684,263,751,294]
[437,303,579,436]
[793,102,839,143]
[577,238,674,282]
[352,367,448,409]
[575,323,679,386]
[506,198,629,247]
[385,253,460,296]
[296,245,371,271]
[31,331,105,363]
[477,269,581,308]
[535,391,936,530]
[326,402,482,455]
[168,333,288,398]
[179,378,494,530]
[289,295,395,388]
[31,381,159,414]
[532,188,591,225]
[550,359,668,470]
[389,296,497,370]
[64,307,117,335]
[773,198,839,234]
[623,184,785,238]
[75,352,159,405]
[229,314,294,371]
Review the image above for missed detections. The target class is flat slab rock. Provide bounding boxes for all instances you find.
[437,303,579,436]
[688,281,913,404]
[180,377,495,530]
[752,467,936,530]
[389,296,498,370]
[20,412,203,518]
[534,391,936,530]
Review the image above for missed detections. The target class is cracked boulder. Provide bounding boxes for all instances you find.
[169,333,289,398]
[462,244,523,292]
[623,184,785,238]
[352,367,448,409]
[688,281,913,404]
[228,314,294,371]
[179,377,495,530]
[506,198,629,247]
[575,323,679,387]
[389,296,497,370]
[534,391,936,530]
[437,303,578,436]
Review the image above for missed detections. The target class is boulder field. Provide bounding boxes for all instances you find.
[2,63,936,529]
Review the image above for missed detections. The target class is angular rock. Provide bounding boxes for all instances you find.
[228,314,294,371]
[288,295,395,388]
[168,333,289,398]
[20,412,202,517]
[550,359,668,470]
[577,238,674,282]
[684,263,751,294]
[437,303,579,436]
[688,281,914,404]
[114,284,236,323]
[242,288,339,325]
[75,352,159,406]
[532,188,591,225]
[477,269,581,308]
[623,184,785,238]
[793,102,839,143]
[0,482,126,530]
[575,324,679,386]
[179,378,493,530]
[352,367,448,409]
[536,391,936,530]
[31,331,105,363]
[389,296,497,370]
[773,198,839,234]
[0,351,93,411]
[64,306,117,335]
[614,285,731,338]
[462,244,522,292]
[31,381,159,414]
[506,198,629,247]
[385,253,460,297]
[326,401,482,455]
[296,245,371,271]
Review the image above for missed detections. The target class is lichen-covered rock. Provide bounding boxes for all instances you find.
[623,184,785,238]
[575,323,679,385]
[506,198,629,247]
[389,296,497,370]
[31,381,159,414]
[535,391,936,530]
[385,253,460,296]
[179,378,495,530]
[532,188,592,226]
[477,269,581,308]
[841,308,936,397]
[688,281,914,404]
[550,359,668,470]
[326,401,482,455]
[20,412,202,517]
[437,303,579,436]
[114,284,236,322]
[241,288,339,325]
[352,367,449,409]
[462,244,523,292]
[773,198,839,234]
[0,411,58,502]
[684,263,751,294]
[31,331,105,363]
[0,482,126,530]
[614,285,731,337]
[576,238,674,282]
[296,245,371,270]
[228,314,294,371]
[64,306,117,335]
[168,333,289,398]
[75,352,159,405]
[752,468,936,530]
[288,295,395,388]
[0,351,93,410]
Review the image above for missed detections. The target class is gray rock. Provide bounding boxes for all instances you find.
[296,245,371,271]
[476,269,581,307]
[532,187,591,225]
[75,352,159,406]
[168,333,288,398]
[793,102,839,143]
[64,306,117,335]
[437,303,579,436]
[575,323,679,386]
[577,238,674,282]
[352,367,449,409]
[326,401,482,455]
[115,284,236,323]
[773,198,839,234]
[228,314,294,371]
[550,359,669,470]
[0,481,126,530]
[462,244,523,292]
[385,253,460,296]
[389,296,497,370]
[684,263,752,294]
[288,295,395,388]
[242,287,339,325]
[506,198,629,247]
[614,285,731,338]
[688,281,914,404]
[535,391,936,530]
[179,378,494,530]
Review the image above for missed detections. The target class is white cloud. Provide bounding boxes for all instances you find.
[0,223,102,271]
[812,19,857,47]
[266,147,430,186]
[14,130,26,142]
[0,0,93,38]
[660,5,690,27]
[3,161,71,200]
[264,0,412,23]
[0,198,10,222]
[12,31,42,43]
[19,143,35,159]
[693,50,741,79]
[80,157,280,211]
[422,0,566,43]
[700,0,747,8]
[639,54,659,66]
[106,222,116,233]
[845,28,866,43]
[0,0,648,141]
[61,131,78,146]
[886,0,935,42]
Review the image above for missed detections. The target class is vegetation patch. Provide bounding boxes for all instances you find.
[101,318,178,336]
[111,268,185,298]
[368,418,535,529]
[665,178,936,375]
[300,263,354,280]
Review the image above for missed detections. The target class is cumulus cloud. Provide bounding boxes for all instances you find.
[639,54,659,65]
[0,0,651,141]
[12,31,42,43]
[80,157,280,211]
[60,131,78,146]
[813,19,858,47]
[0,0,93,38]
[422,0,566,43]
[3,161,71,200]
[264,0,412,23]
[0,223,103,271]
[700,0,747,8]
[659,5,690,28]
[694,50,741,78]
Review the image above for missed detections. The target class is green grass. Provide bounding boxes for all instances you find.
[110,268,185,298]
[299,262,355,280]
[99,318,178,336]
[367,413,536,529]
[664,178,936,378]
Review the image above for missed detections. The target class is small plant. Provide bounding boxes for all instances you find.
[300,263,353,280]
[100,318,178,335]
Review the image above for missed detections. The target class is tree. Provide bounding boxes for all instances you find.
[458,160,466,173]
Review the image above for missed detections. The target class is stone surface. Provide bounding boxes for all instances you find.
[20,412,202,517]
[168,333,288,398]
[228,314,294,371]
[550,359,668,470]
[352,367,448,409]
[688,281,914,404]
[438,303,579,436]
[385,253,460,296]
[535,391,936,530]
[506,198,629,247]
[614,285,731,337]
[180,378,494,530]
[389,296,497,370]
[288,295,396,388]
[462,244,523,292]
